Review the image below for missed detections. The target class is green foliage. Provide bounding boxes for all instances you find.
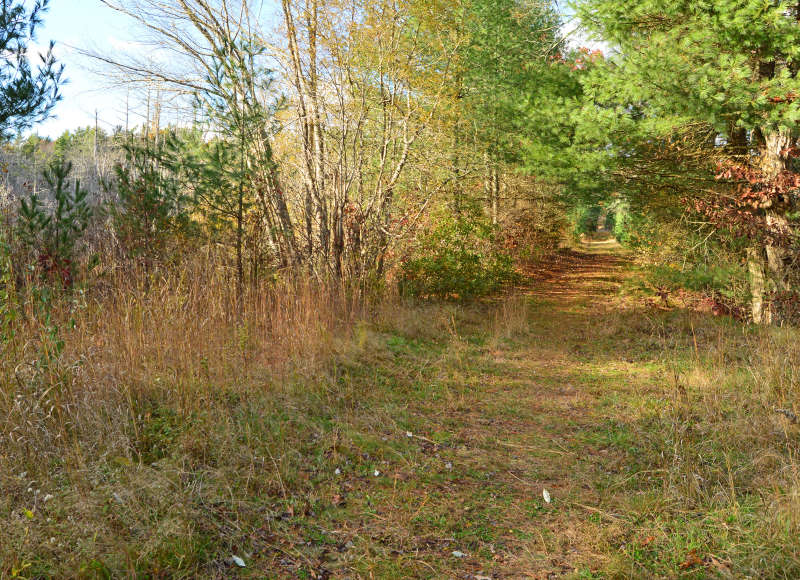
[179,129,255,236]
[17,159,93,286]
[107,134,193,260]
[0,0,63,137]
[400,213,517,299]
[180,37,283,292]
[459,0,563,163]
[609,200,632,243]
[53,126,108,162]
[571,204,603,238]
[574,0,800,135]
[648,263,745,296]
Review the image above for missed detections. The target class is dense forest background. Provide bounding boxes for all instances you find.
[4,0,800,577]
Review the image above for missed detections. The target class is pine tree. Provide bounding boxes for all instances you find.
[17,159,92,286]
[573,0,800,323]
[107,133,192,261]
[0,0,63,138]
[181,38,282,301]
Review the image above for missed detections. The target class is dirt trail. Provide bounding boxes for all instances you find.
[333,241,655,578]
[520,239,631,302]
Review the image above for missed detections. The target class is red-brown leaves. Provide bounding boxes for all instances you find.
[768,92,798,104]
[688,159,799,246]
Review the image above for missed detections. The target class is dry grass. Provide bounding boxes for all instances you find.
[3,247,800,578]
[0,254,367,577]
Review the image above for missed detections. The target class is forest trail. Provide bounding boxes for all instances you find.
[521,237,630,302]
[275,241,692,578]
[21,239,745,578]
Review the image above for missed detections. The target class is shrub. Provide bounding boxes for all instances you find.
[500,206,568,263]
[400,213,517,299]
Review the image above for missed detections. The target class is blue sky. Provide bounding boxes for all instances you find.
[33,0,134,138]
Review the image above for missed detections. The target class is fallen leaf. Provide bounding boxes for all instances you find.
[542,488,551,503]
[708,554,732,572]
[679,549,703,570]
[231,555,246,567]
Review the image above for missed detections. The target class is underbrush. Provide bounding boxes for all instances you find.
[3,249,800,577]
[0,256,371,577]
[646,263,744,295]
[399,213,518,299]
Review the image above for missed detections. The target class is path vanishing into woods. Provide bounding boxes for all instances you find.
[268,239,694,578]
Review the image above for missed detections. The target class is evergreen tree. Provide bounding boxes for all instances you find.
[460,0,562,164]
[572,0,800,323]
[0,0,63,138]
[181,38,283,299]
[107,133,192,261]
[17,159,92,286]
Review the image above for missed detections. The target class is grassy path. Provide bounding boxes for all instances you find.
[253,241,732,578]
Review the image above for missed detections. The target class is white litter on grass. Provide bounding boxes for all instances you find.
[43,494,54,502]
[445,462,453,471]
[335,468,341,475]
[231,555,246,567]
[452,551,467,558]
[542,488,551,504]
[406,431,413,438]
[374,469,381,477]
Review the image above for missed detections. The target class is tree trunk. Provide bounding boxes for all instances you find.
[748,246,768,324]
[766,211,790,291]
[749,128,792,323]
[236,185,244,311]
[491,168,500,226]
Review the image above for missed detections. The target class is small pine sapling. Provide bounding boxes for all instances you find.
[17,159,93,287]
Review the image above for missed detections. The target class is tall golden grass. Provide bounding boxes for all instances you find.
[1,250,369,480]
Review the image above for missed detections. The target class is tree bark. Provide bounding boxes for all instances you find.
[748,246,768,324]
[749,128,793,323]
[491,168,500,226]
